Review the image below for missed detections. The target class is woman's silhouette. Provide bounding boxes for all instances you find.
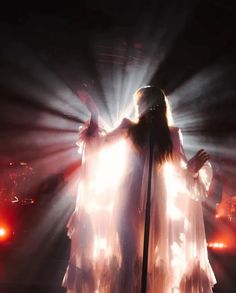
[63,86,216,293]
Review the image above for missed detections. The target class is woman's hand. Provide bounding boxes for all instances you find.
[76,89,99,118]
[187,149,209,175]
[76,88,99,138]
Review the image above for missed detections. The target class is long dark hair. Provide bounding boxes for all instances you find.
[129,86,172,164]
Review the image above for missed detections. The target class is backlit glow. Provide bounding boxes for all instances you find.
[93,235,111,259]
[94,139,127,193]
[0,228,6,237]
[0,226,10,242]
[164,162,187,220]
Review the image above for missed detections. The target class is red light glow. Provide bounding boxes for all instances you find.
[207,242,227,249]
[0,228,6,236]
[0,226,10,242]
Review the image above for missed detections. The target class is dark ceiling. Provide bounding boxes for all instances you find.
[0,0,235,184]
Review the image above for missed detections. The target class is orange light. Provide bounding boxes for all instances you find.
[207,242,227,249]
[0,228,6,237]
[0,226,10,242]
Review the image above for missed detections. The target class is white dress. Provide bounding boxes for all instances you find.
[62,119,216,293]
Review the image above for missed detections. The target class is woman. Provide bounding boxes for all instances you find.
[63,86,216,293]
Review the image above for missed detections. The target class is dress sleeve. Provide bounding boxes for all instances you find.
[171,127,213,202]
[77,117,130,150]
[74,117,130,211]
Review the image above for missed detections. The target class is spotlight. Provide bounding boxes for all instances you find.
[0,226,11,243]
[0,228,6,237]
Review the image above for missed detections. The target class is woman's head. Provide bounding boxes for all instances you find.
[134,86,166,119]
[130,85,173,163]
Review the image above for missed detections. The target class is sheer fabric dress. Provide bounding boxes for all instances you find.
[62,118,216,293]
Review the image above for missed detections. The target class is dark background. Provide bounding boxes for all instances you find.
[0,0,235,163]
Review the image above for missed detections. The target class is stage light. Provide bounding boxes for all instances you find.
[0,228,6,237]
[207,242,227,249]
[0,226,10,242]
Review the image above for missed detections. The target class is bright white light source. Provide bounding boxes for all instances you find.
[92,139,127,194]
[164,162,187,220]
[93,235,111,259]
[0,226,10,242]
[0,228,6,237]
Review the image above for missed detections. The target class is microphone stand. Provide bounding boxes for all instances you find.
[141,123,154,293]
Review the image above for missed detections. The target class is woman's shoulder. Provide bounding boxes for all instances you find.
[117,118,135,130]
[169,126,183,145]
[169,126,180,135]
